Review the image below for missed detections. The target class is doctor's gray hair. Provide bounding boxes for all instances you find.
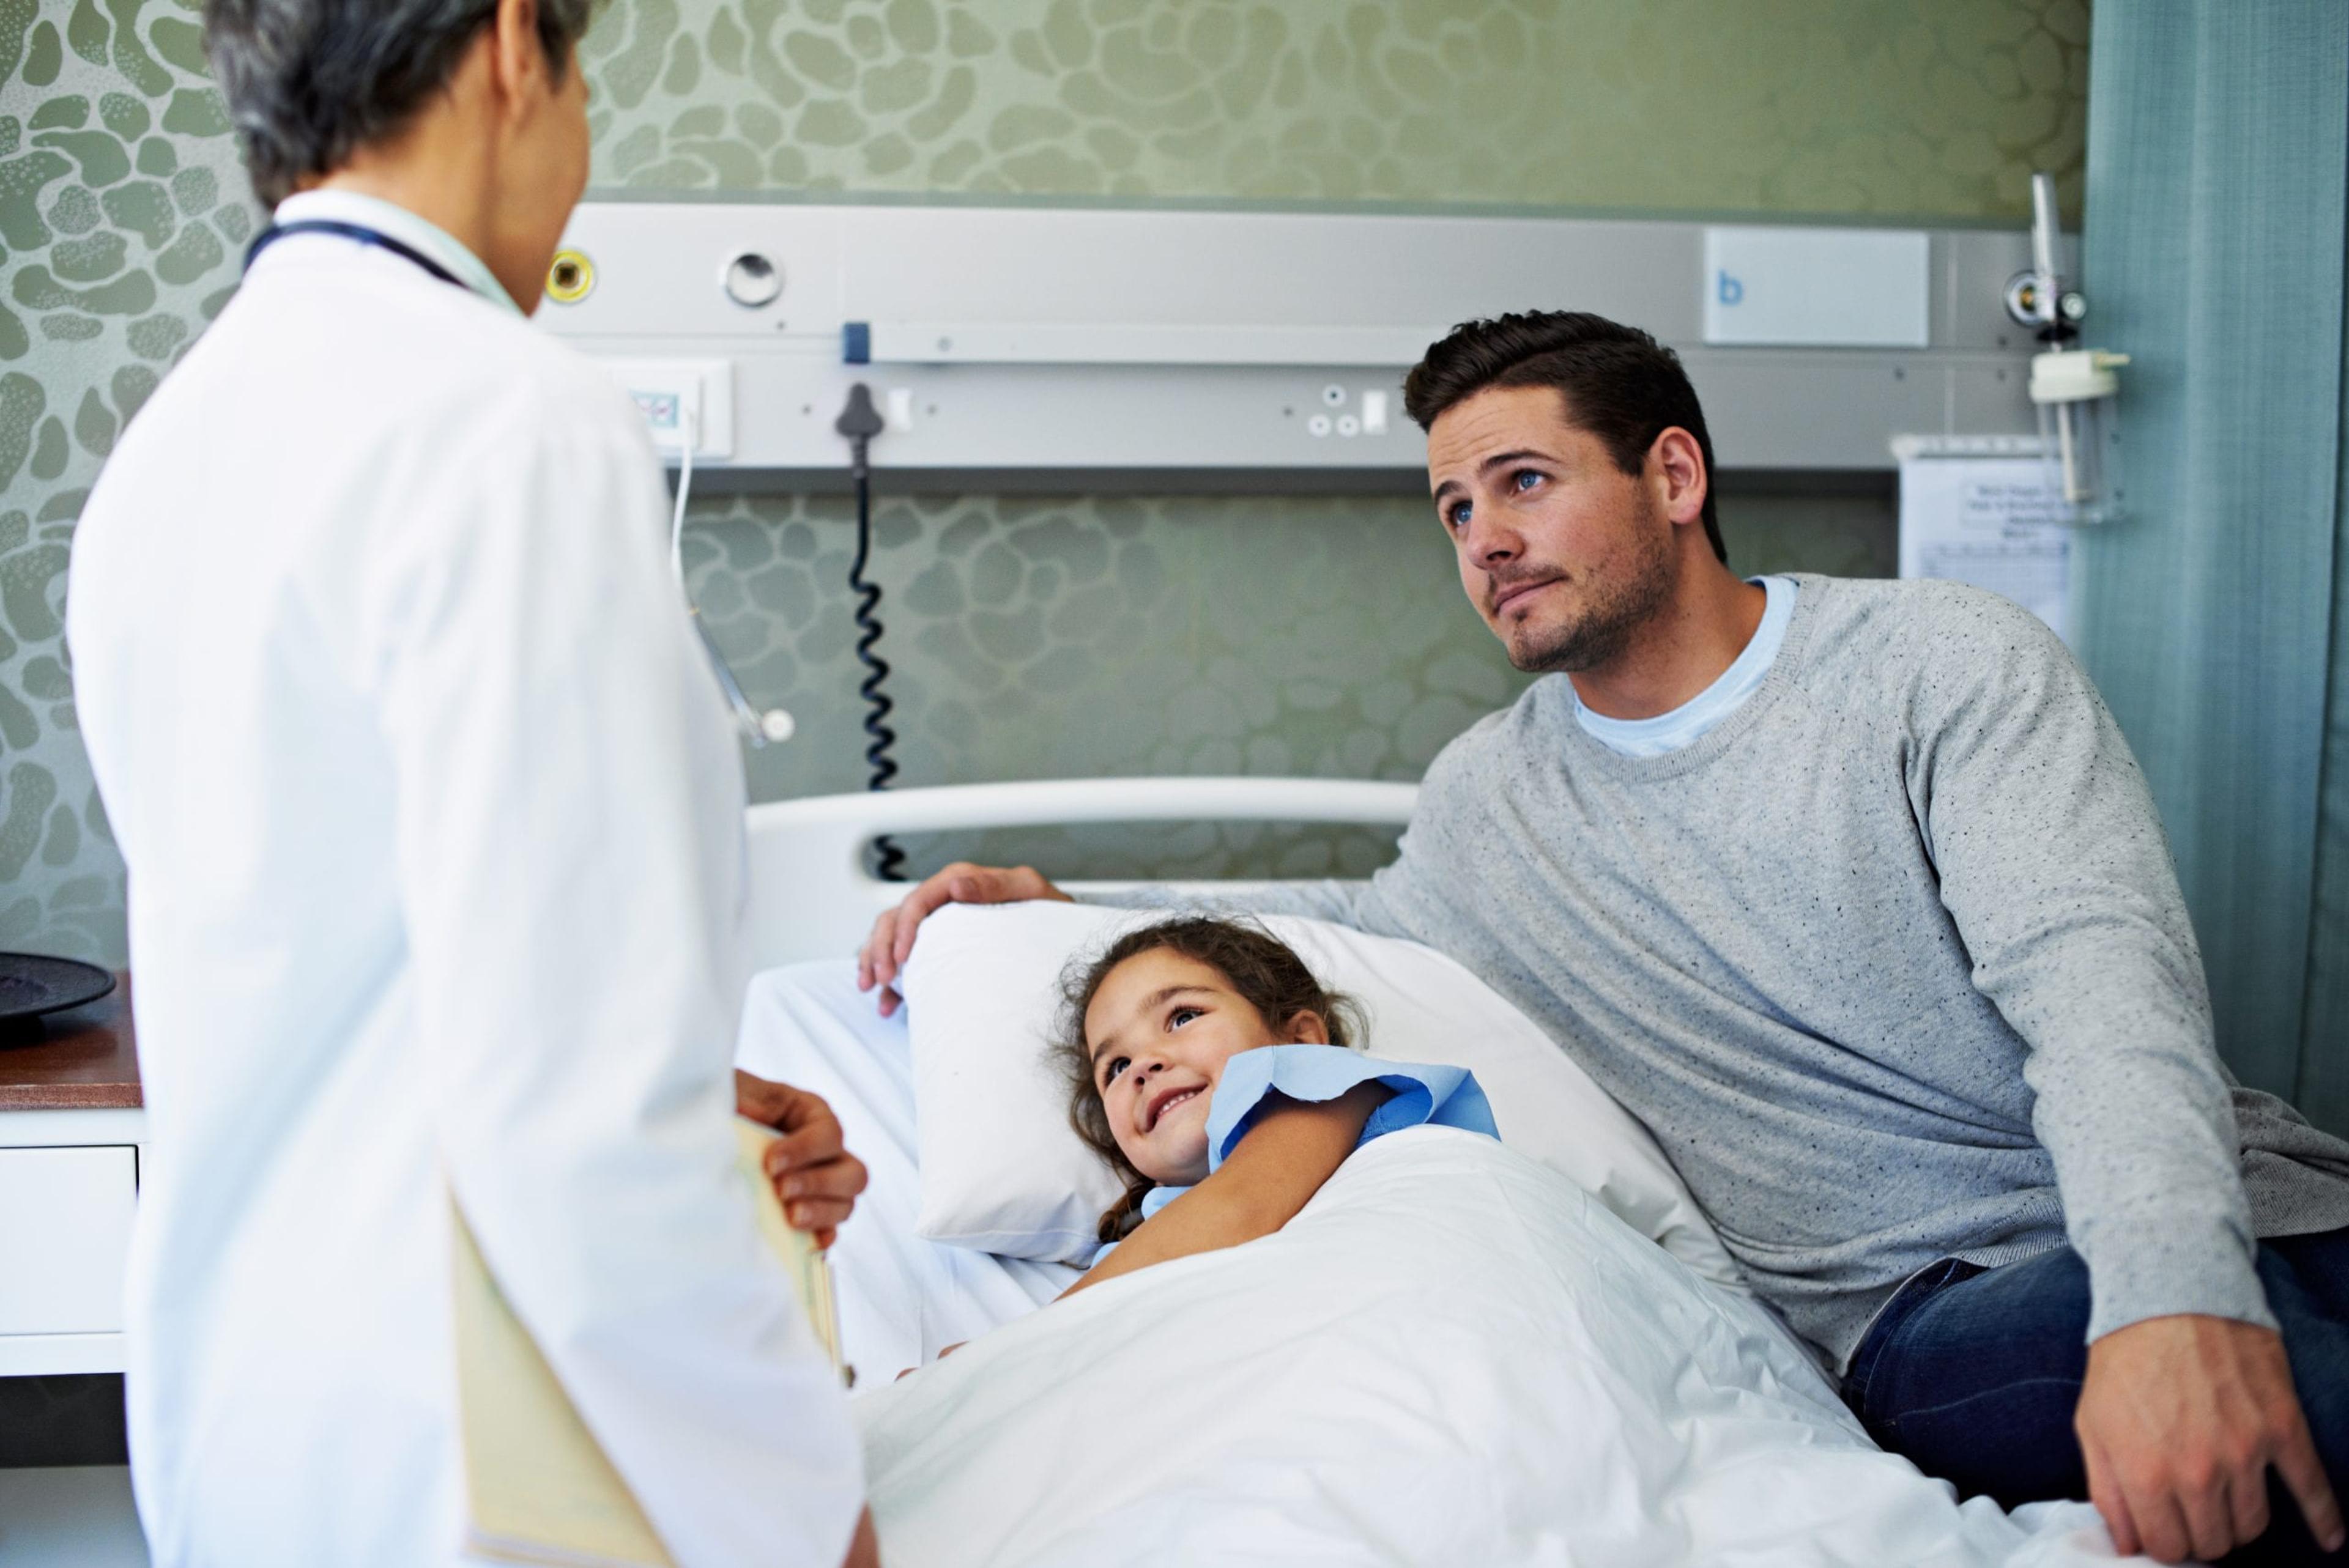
[202,0,602,205]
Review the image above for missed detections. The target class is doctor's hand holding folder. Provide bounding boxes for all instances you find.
[733,1070,872,1252]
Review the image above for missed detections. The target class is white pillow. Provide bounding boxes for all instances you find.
[897,900,1744,1291]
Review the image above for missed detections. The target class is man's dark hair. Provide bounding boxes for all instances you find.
[203,0,601,205]
[1403,311,1726,564]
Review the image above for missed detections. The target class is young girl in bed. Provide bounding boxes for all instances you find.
[1055,916,1496,1296]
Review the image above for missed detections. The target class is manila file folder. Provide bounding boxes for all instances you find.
[450,1116,844,1568]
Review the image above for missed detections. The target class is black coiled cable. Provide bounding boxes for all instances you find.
[836,385,904,881]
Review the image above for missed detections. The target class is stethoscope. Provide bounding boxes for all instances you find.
[244,221,794,748]
[245,219,467,288]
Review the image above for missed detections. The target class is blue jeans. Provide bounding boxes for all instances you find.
[1842,1229,2349,1565]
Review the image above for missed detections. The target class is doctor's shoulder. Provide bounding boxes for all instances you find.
[269,262,653,461]
[358,309,660,488]
[497,322,666,462]
[71,306,256,550]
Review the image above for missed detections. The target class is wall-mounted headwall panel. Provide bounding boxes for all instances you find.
[540,202,2057,476]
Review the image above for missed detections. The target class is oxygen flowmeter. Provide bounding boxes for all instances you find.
[2005,172,2128,523]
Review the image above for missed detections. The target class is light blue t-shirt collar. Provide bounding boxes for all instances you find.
[1574,575,1798,759]
[269,190,524,317]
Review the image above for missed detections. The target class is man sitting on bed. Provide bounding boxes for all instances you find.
[856,310,2349,1566]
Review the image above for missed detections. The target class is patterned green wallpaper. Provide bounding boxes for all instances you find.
[0,0,2086,964]
[0,0,255,964]
[581,0,2087,217]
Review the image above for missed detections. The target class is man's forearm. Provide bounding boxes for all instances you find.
[1995,966,2269,1341]
[2015,986,2268,1342]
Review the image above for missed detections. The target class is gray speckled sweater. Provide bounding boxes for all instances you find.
[1123,575,2349,1369]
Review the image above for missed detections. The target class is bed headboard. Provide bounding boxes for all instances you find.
[741,776,1418,972]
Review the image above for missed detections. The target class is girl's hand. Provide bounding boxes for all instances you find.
[735,1070,870,1248]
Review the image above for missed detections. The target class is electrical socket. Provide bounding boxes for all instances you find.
[601,358,735,459]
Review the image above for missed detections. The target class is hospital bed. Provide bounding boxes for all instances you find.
[730,775,2138,1568]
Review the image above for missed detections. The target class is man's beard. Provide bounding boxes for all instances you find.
[1496,500,1676,675]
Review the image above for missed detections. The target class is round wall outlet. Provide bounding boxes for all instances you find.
[724,252,785,309]
[544,249,595,305]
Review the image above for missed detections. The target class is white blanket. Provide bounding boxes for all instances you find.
[852,1128,2133,1568]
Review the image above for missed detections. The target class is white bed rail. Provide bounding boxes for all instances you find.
[743,776,1417,972]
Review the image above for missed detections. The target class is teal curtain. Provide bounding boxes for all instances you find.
[2074,2,2349,1131]
[2306,294,2349,1130]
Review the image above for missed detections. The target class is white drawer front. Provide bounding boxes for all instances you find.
[0,1145,136,1335]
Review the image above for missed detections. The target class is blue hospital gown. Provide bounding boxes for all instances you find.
[1108,1044,1498,1240]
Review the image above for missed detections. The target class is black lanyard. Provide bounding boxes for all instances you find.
[244,219,467,290]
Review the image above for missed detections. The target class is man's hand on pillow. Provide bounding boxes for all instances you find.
[856,860,1072,1016]
[733,1070,869,1249]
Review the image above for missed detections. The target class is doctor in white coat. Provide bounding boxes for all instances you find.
[67,0,878,1563]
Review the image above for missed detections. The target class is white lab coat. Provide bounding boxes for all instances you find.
[68,209,863,1568]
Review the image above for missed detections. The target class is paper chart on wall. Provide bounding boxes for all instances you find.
[1895,440,2073,646]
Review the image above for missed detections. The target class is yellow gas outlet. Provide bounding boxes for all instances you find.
[545,248,595,305]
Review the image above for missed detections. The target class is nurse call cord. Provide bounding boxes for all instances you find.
[662,379,904,886]
[834,383,905,882]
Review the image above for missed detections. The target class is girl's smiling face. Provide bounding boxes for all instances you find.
[1083,948,1329,1186]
